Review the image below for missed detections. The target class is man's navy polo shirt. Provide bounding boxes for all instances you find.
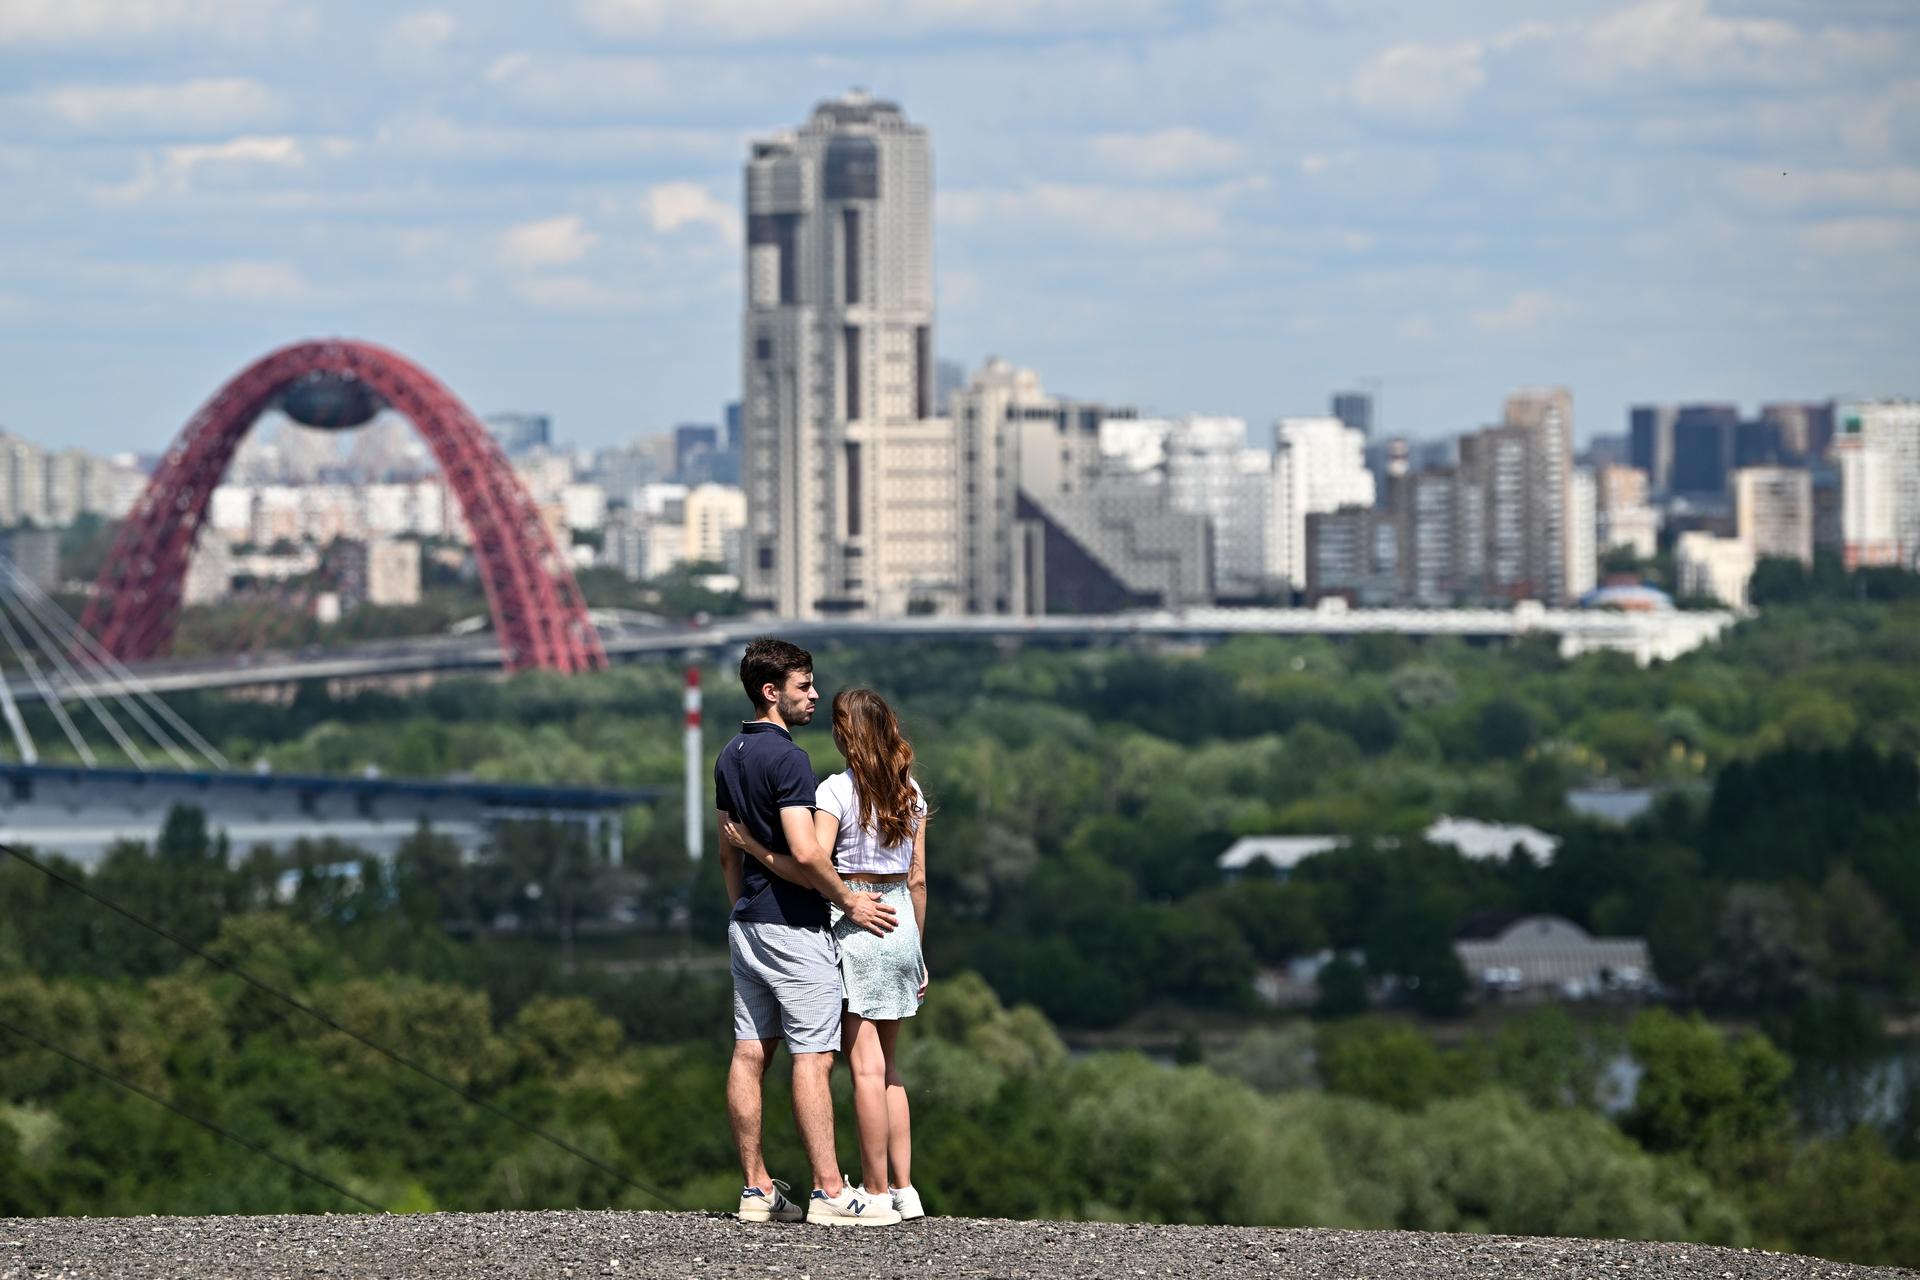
[714,720,827,928]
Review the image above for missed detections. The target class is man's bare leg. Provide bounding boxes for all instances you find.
[728,1037,779,1192]
[845,1013,892,1194]
[790,1050,846,1197]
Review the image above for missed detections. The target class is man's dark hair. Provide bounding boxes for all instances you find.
[740,636,813,711]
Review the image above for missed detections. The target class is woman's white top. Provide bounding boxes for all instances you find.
[816,769,925,876]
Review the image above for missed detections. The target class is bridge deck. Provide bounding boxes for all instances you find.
[0,1211,1904,1280]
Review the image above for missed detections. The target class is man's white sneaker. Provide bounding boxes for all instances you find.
[806,1184,901,1226]
[891,1185,926,1220]
[738,1178,804,1223]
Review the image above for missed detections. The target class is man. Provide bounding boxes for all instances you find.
[716,636,902,1227]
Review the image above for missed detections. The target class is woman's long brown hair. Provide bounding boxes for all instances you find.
[833,687,920,847]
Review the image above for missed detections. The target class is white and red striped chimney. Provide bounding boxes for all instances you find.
[684,665,703,861]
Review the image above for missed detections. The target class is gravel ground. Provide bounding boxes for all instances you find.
[1,1212,1913,1280]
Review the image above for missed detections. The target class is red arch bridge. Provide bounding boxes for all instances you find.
[82,338,606,674]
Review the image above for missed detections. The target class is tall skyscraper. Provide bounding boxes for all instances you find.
[1629,405,1675,496]
[741,91,952,617]
[1126,416,1270,596]
[483,413,552,458]
[1835,400,1920,569]
[1734,467,1814,565]
[1270,417,1375,593]
[1331,391,1374,438]
[949,359,1204,614]
[1509,388,1576,602]
[1569,468,1598,599]
[1458,389,1575,603]
[1758,402,1834,464]
[1669,404,1739,497]
[0,433,47,527]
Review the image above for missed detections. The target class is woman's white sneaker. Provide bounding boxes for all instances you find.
[806,1184,901,1226]
[891,1186,925,1220]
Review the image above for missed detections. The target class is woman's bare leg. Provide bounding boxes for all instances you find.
[844,1012,892,1194]
[878,1018,911,1190]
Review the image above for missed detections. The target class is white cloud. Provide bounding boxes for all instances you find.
[1349,40,1487,123]
[372,113,730,164]
[102,134,308,203]
[1089,128,1244,180]
[38,78,280,131]
[182,260,312,302]
[1796,217,1919,254]
[1398,314,1439,343]
[643,182,735,239]
[941,179,1263,244]
[510,274,651,311]
[484,53,710,113]
[1470,291,1562,335]
[575,0,1164,41]
[379,10,457,70]
[1579,0,1895,87]
[1727,165,1920,211]
[1588,0,1794,76]
[0,0,307,44]
[501,216,597,270]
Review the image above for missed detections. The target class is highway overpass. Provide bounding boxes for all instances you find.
[7,603,1738,701]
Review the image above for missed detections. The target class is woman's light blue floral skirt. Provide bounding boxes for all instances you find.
[829,882,925,1021]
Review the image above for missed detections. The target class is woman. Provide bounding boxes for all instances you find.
[721,686,930,1221]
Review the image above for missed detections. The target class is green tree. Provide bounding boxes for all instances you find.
[1317,1018,1470,1111]
[1622,1009,1791,1159]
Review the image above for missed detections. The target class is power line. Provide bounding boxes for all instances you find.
[0,1012,385,1214]
[0,841,682,1211]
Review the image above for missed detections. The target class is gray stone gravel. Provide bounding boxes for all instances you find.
[1,1212,1913,1280]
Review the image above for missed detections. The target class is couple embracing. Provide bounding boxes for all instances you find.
[715,637,930,1227]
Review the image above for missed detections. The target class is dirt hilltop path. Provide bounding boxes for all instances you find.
[3,1211,1914,1279]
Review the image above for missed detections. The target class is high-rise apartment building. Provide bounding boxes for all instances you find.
[1757,402,1834,464]
[1270,417,1374,593]
[1569,467,1598,599]
[742,92,954,617]
[1669,404,1738,498]
[1331,391,1373,438]
[1629,405,1675,497]
[1456,389,1575,603]
[684,483,748,570]
[1835,400,1920,569]
[0,433,47,527]
[2,528,59,590]
[1398,468,1459,603]
[1127,416,1270,596]
[949,359,1205,614]
[335,538,422,609]
[484,413,552,458]
[1734,467,1814,565]
[1595,463,1659,560]
[1306,504,1396,603]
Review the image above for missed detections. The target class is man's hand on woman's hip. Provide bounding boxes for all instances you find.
[841,892,898,935]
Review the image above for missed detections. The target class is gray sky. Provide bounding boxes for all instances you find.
[1,0,1915,454]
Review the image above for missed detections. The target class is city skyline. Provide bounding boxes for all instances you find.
[2,0,1917,455]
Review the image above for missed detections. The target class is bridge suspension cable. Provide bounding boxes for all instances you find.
[0,553,229,771]
[0,557,227,769]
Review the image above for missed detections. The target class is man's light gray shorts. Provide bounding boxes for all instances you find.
[728,919,843,1055]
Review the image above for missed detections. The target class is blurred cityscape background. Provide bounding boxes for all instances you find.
[1,0,1918,1269]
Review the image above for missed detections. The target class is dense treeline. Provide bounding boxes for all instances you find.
[2,848,1917,1263]
[3,597,1919,1262]
[111,598,1920,1042]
